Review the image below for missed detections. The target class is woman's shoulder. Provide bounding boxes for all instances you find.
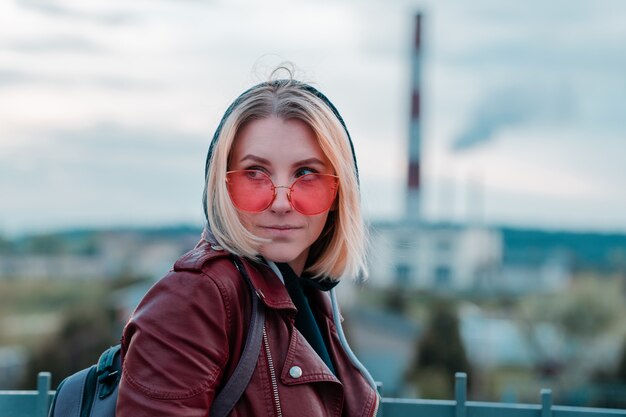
[178,240,251,302]
[172,239,230,273]
[132,240,248,320]
[119,240,243,403]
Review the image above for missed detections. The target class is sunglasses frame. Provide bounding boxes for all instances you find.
[226,170,340,215]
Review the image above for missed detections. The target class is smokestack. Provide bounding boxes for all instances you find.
[406,13,422,222]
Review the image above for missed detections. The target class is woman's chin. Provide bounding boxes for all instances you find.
[259,244,308,273]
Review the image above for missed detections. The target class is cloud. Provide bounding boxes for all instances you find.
[432,0,626,153]
[2,0,626,234]
[0,123,210,181]
[0,122,209,234]
[0,68,162,91]
[15,0,134,25]
[3,36,105,53]
[0,69,35,85]
[47,122,207,156]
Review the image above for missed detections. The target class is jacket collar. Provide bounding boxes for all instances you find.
[198,229,296,311]
[240,257,296,312]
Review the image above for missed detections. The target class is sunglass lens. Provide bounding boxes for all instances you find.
[227,171,274,212]
[291,174,338,215]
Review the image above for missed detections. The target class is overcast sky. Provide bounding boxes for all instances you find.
[1,0,625,236]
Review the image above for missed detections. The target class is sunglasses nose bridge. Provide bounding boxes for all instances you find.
[271,185,293,208]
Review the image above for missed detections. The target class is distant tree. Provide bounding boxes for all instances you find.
[0,234,13,254]
[591,336,626,408]
[519,277,623,338]
[406,300,472,398]
[22,234,67,255]
[383,288,410,315]
[617,337,626,383]
[74,236,99,256]
[20,305,118,389]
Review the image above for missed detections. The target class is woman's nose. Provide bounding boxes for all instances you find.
[270,186,292,213]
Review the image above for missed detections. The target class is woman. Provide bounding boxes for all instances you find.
[116,75,379,416]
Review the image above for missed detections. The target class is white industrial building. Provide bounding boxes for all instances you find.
[367,221,502,290]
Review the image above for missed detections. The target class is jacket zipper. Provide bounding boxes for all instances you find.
[263,326,283,417]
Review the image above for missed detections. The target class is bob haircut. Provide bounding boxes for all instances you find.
[205,78,367,280]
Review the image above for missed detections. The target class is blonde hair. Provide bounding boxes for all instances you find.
[205,78,367,280]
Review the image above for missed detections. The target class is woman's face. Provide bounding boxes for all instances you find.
[228,116,334,276]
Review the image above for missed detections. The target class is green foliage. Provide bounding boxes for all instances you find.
[407,300,472,398]
[2,231,102,256]
[617,337,626,383]
[20,304,119,389]
[0,233,13,254]
[501,228,626,272]
[0,279,126,389]
[518,276,625,338]
[20,234,68,255]
[0,281,109,315]
[410,368,452,399]
[383,288,411,315]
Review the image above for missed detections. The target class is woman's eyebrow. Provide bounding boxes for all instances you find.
[239,155,326,167]
[293,157,326,167]
[239,154,271,165]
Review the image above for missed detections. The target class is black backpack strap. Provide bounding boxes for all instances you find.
[48,366,95,417]
[90,345,122,417]
[209,257,266,417]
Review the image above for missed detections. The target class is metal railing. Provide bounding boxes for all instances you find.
[0,373,51,417]
[0,372,625,417]
[380,373,626,417]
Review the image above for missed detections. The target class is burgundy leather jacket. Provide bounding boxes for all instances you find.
[115,239,379,416]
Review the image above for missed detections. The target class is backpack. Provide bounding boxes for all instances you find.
[48,258,265,417]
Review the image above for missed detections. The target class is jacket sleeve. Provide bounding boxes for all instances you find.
[116,269,232,417]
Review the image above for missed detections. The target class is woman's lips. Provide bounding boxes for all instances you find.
[259,225,302,237]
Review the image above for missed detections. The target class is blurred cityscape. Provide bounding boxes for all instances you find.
[2,1,626,411]
[1,223,625,408]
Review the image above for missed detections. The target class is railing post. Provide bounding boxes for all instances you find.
[455,372,467,417]
[36,372,52,417]
[541,388,552,417]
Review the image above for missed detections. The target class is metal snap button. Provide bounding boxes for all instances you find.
[211,244,223,251]
[289,366,302,379]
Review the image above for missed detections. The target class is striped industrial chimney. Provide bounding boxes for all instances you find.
[406,13,423,221]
